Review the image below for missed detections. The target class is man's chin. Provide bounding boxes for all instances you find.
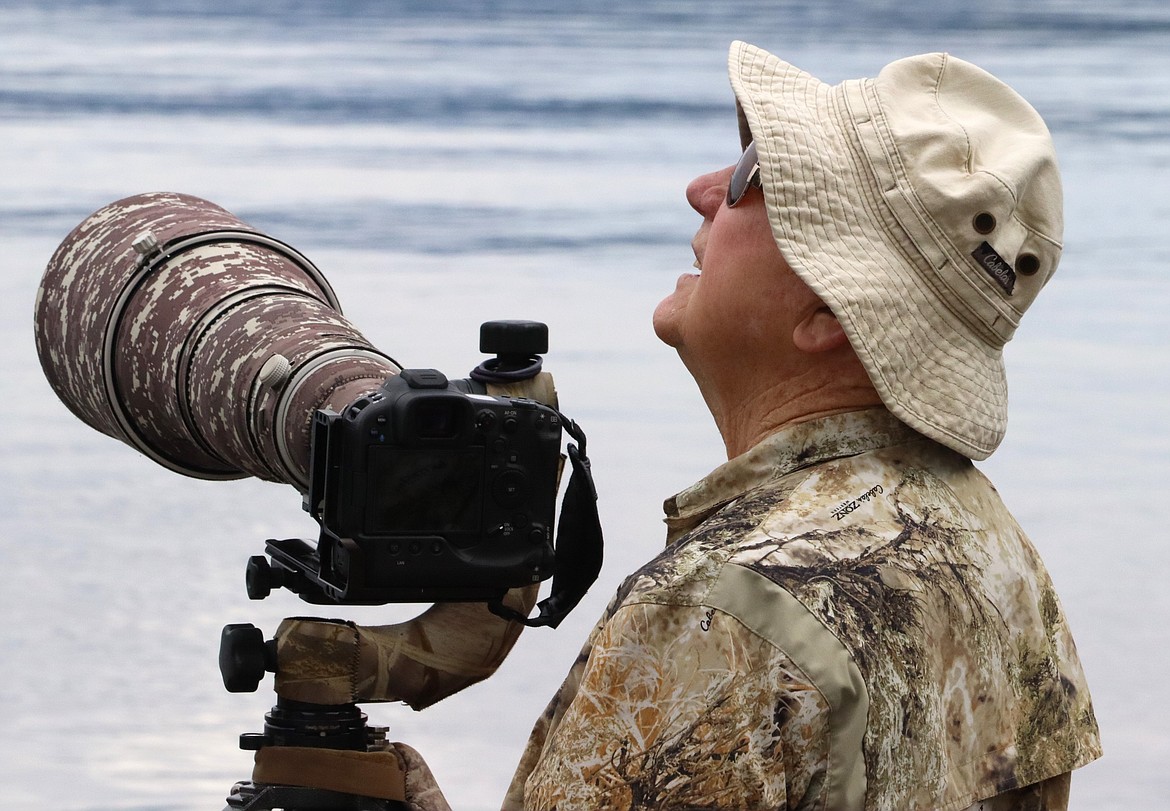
[652,282,693,348]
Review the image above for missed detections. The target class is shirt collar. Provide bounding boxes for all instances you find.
[663,408,919,538]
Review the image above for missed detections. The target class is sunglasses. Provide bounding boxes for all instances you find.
[727,140,762,208]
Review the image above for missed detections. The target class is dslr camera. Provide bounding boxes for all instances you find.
[252,367,565,606]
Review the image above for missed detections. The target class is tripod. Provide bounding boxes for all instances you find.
[226,782,404,811]
[219,627,411,810]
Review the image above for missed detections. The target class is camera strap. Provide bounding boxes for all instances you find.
[490,414,603,629]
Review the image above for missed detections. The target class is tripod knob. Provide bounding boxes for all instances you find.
[479,320,548,357]
[246,555,284,600]
[219,623,276,693]
[471,321,548,384]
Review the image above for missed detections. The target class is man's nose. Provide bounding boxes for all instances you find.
[686,166,735,219]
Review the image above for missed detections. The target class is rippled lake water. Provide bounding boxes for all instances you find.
[2,2,1168,808]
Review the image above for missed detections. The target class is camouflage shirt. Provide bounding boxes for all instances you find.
[504,409,1100,811]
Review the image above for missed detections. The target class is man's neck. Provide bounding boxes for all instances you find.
[706,372,884,460]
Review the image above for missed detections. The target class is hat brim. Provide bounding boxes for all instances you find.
[728,41,1006,460]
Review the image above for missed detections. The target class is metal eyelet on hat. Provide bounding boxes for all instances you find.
[1017,253,1041,275]
[973,212,997,234]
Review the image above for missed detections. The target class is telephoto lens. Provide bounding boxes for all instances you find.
[34,192,400,489]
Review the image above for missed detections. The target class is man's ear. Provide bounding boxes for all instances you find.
[793,306,849,353]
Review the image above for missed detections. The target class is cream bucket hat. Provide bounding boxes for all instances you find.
[728,41,1062,460]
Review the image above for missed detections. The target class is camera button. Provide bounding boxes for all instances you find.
[493,470,527,505]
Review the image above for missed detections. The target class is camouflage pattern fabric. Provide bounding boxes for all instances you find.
[504,409,1100,810]
[273,584,538,709]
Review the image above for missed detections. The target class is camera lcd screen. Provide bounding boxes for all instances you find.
[364,445,485,534]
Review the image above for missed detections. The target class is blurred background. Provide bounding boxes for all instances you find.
[2,1,1167,808]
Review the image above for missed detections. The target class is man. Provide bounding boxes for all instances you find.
[408,41,1101,810]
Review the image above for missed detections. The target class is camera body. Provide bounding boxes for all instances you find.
[274,368,563,604]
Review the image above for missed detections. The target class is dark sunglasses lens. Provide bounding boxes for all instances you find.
[727,141,761,207]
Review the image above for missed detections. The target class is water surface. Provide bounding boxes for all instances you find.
[2,2,1167,808]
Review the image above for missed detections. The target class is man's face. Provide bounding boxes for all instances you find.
[653,163,818,383]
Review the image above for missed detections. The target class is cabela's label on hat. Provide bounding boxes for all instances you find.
[971,241,1017,295]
